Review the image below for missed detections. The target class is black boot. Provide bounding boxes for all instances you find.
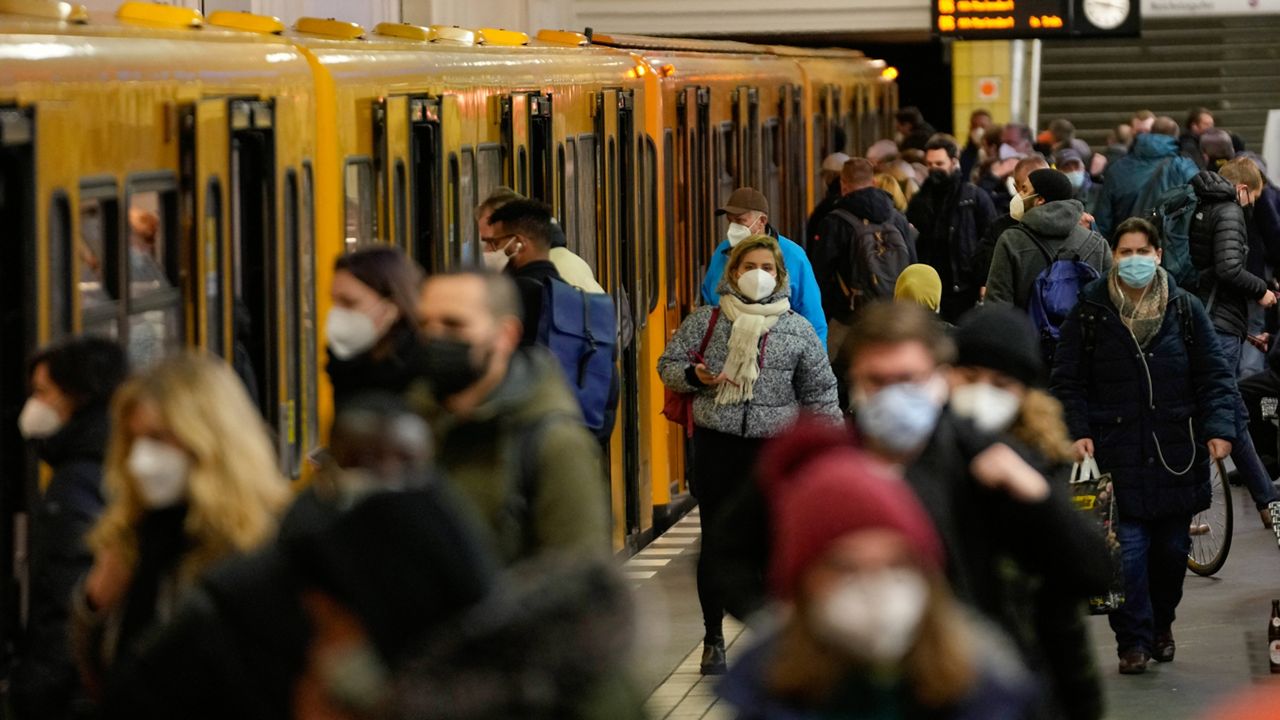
[700,635,727,675]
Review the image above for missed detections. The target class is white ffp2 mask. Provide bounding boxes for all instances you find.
[737,269,777,301]
[18,398,64,439]
[726,223,753,247]
[128,437,191,509]
[950,382,1022,434]
[811,568,929,663]
[326,307,381,360]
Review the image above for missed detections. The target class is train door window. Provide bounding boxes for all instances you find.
[644,136,659,315]
[529,95,552,202]
[576,134,597,272]
[78,187,120,339]
[813,114,826,194]
[448,153,461,266]
[230,109,277,421]
[393,160,407,250]
[300,163,319,459]
[459,147,476,264]
[663,129,675,309]
[343,159,374,250]
[203,180,224,358]
[282,170,301,478]
[408,108,442,272]
[716,122,736,204]
[762,119,782,232]
[476,144,503,209]
[516,147,529,196]
[48,192,71,338]
[563,138,578,253]
[124,182,182,369]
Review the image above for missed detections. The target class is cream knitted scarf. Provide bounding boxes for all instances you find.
[715,294,790,405]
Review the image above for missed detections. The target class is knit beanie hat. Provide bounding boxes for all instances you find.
[955,305,1044,387]
[759,418,944,599]
[1028,168,1074,203]
[894,264,943,311]
[286,486,497,664]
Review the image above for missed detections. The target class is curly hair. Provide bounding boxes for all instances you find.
[1010,389,1076,465]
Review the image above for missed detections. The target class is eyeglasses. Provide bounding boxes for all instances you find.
[483,234,518,252]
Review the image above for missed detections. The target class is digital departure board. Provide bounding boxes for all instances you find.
[933,0,1141,39]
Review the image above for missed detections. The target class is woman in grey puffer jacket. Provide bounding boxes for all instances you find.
[658,235,839,676]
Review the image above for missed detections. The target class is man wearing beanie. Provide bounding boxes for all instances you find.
[986,168,1111,309]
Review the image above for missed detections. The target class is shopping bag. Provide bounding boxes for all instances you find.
[1070,455,1125,615]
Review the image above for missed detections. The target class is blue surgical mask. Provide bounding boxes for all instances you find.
[1117,255,1158,289]
[1066,170,1086,189]
[853,377,947,454]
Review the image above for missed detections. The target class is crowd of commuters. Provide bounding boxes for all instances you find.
[8,102,1280,720]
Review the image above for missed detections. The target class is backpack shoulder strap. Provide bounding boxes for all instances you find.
[828,209,864,229]
[1009,224,1054,265]
[1174,293,1196,349]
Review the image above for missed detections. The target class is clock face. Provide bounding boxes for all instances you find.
[1083,0,1130,29]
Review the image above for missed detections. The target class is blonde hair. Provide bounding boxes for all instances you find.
[874,173,908,211]
[724,235,788,289]
[90,354,289,583]
[769,571,977,708]
[1011,388,1076,465]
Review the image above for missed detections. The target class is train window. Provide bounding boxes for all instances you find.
[556,142,566,234]
[78,189,120,339]
[204,179,224,358]
[448,153,461,266]
[476,144,503,210]
[663,130,675,309]
[517,146,528,196]
[564,138,578,253]
[124,184,182,369]
[459,147,476,264]
[300,163,319,460]
[813,114,826,192]
[842,113,855,155]
[576,134,597,272]
[716,122,736,219]
[283,170,301,478]
[644,136,659,315]
[393,160,407,250]
[762,119,782,233]
[49,192,71,338]
[343,159,374,250]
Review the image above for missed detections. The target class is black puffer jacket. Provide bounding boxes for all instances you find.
[1189,170,1269,338]
[1051,276,1237,520]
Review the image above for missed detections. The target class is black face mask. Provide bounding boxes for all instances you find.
[419,337,489,399]
[928,169,954,185]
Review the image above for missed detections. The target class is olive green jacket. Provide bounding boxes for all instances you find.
[411,348,609,565]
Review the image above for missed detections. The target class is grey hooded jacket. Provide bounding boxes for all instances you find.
[657,279,840,439]
[985,199,1112,309]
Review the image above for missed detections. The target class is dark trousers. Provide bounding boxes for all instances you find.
[691,426,764,641]
[1108,514,1192,656]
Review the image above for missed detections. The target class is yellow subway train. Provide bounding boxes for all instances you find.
[0,0,897,571]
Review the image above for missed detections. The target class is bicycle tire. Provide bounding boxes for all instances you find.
[1187,459,1233,576]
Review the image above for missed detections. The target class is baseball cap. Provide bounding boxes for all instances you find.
[716,187,769,216]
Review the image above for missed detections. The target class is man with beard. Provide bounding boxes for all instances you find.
[414,270,609,563]
[907,135,996,322]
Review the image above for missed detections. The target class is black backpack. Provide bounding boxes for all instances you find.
[829,209,912,314]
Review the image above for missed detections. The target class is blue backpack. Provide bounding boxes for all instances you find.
[536,278,618,434]
[1023,229,1101,364]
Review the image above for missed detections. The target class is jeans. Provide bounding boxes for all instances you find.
[1109,515,1193,656]
[1216,331,1280,509]
[1239,303,1267,379]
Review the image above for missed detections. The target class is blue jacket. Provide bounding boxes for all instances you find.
[1050,275,1237,520]
[701,233,827,346]
[1095,133,1198,238]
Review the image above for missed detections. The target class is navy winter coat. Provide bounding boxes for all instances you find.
[907,174,996,293]
[1051,276,1237,520]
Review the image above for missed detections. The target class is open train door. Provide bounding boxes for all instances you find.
[181,98,232,362]
[374,95,411,254]
[0,105,36,674]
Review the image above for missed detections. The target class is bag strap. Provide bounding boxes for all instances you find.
[1174,293,1197,348]
[698,308,720,357]
[1011,225,1055,266]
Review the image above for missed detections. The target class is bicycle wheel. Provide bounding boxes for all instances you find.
[1188,459,1233,576]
